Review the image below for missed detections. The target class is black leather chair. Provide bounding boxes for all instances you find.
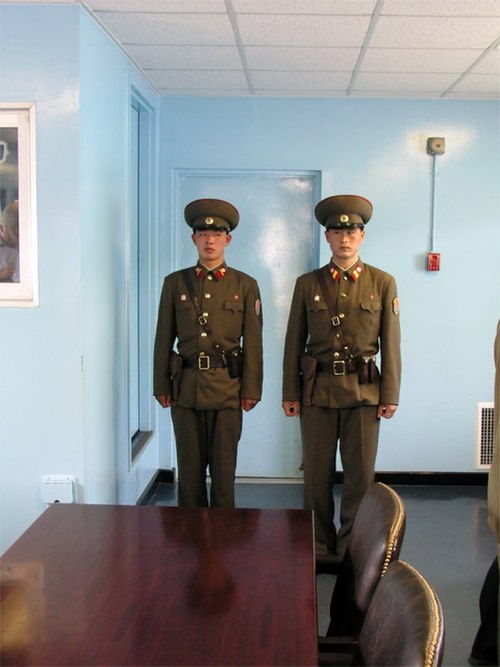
[317,482,406,638]
[319,560,445,666]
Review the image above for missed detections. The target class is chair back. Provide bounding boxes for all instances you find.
[356,560,445,666]
[328,482,406,636]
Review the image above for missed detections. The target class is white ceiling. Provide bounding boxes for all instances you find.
[9,0,500,98]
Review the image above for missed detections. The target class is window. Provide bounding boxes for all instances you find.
[129,93,154,461]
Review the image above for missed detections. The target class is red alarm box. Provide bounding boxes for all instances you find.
[427,252,441,271]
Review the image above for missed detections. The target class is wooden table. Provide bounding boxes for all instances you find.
[0,504,317,666]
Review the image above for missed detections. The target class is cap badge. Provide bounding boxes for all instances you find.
[205,217,214,225]
[314,295,320,302]
[340,214,349,223]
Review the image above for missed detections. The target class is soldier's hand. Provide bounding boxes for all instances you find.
[241,398,259,412]
[282,401,300,417]
[155,395,171,409]
[377,403,397,419]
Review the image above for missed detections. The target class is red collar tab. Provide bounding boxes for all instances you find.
[329,266,341,283]
[195,264,227,281]
[329,263,363,282]
[213,266,226,281]
[351,264,362,281]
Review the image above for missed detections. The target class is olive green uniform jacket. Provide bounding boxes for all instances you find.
[154,263,263,410]
[282,259,401,407]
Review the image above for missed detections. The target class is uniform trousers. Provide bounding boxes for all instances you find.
[301,404,380,555]
[171,406,242,507]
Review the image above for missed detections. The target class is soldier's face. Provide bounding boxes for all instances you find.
[192,230,231,268]
[326,227,365,267]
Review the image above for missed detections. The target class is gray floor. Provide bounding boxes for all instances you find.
[148,481,496,667]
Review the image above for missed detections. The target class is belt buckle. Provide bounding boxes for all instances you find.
[198,353,210,370]
[333,360,346,376]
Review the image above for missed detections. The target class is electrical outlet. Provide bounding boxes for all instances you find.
[41,475,76,504]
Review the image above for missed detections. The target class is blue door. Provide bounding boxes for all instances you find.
[175,170,320,478]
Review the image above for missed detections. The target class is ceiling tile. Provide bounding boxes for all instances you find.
[147,69,248,89]
[361,48,483,73]
[232,0,376,14]
[94,11,235,45]
[381,0,500,17]
[236,14,371,47]
[88,0,226,11]
[353,72,459,93]
[3,0,499,99]
[251,70,352,90]
[472,49,500,74]
[160,89,252,96]
[371,16,500,49]
[245,46,359,71]
[127,44,242,70]
[451,73,500,94]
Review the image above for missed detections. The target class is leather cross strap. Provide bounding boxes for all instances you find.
[182,268,227,364]
[314,268,353,359]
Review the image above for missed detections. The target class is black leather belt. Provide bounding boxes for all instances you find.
[182,353,226,371]
[317,359,359,376]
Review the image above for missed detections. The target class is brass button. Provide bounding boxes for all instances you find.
[205,293,211,298]
[201,332,207,338]
[339,313,345,318]
[340,292,347,298]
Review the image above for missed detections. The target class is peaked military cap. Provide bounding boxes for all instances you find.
[184,198,239,232]
[315,194,373,230]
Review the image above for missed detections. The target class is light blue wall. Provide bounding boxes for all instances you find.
[78,11,161,505]
[0,4,498,554]
[0,4,161,553]
[160,96,500,472]
[0,4,84,554]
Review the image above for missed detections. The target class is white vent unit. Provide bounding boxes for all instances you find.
[475,403,495,469]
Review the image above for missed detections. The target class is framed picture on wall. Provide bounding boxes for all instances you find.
[0,103,38,307]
